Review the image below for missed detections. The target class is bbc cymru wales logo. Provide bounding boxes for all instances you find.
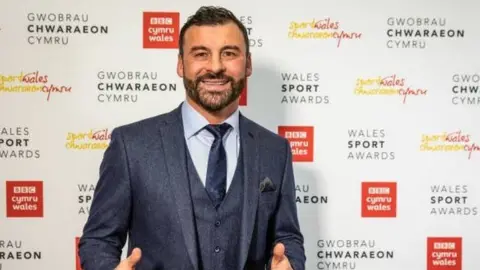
[355,74,427,104]
[288,18,361,47]
[6,180,43,218]
[278,126,314,162]
[0,71,71,101]
[420,130,480,159]
[143,12,179,49]
[66,128,111,150]
[427,237,462,270]
[361,182,397,218]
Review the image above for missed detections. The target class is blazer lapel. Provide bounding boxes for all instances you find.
[238,114,260,270]
[159,106,199,270]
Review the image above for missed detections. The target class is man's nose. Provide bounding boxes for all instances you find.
[208,55,226,73]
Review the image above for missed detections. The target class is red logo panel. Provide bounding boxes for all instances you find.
[361,182,397,218]
[278,126,314,162]
[427,237,462,270]
[143,12,179,49]
[6,180,43,217]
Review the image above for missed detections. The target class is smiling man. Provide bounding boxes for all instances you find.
[78,6,305,270]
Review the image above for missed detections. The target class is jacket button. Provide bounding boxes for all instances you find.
[215,220,221,227]
[214,246,221,253]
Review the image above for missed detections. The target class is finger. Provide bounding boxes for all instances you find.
[273,243,285,261]
[127,247,142,267]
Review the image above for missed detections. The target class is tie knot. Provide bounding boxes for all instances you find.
[204,123,231,139]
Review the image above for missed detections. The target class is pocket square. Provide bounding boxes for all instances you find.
[259,177,276,192]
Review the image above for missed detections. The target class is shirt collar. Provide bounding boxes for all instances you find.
[181,101,240,139]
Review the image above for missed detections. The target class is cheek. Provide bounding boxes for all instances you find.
[225,63,247,77]
[183,61,205,76]
[184,67,202,79]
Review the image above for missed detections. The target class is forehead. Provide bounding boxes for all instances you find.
[183,22,246,51]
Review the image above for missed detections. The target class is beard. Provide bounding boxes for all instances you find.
[183,70,246,112]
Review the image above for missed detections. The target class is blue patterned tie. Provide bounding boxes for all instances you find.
[204,123,231,208]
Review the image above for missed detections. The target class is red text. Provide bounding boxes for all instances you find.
[381,75,405,87]
[334,31,362,47]
[399,88,428,104]
[314,18,340,30]
[22,71,48,84]
[92,129,111,140]
[446,131,470,143]
[465,143,480,159]
[42,84,72,101]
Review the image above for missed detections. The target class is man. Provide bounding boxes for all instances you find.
[78,6,305,270]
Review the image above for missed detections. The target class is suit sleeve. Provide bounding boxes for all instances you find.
[269,139,306,270]
[78,128,132,270]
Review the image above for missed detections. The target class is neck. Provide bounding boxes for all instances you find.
[186,97,239,124]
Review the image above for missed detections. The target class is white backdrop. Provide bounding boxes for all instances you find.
[1,0,479,269]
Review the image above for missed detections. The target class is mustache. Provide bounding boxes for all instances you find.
[195,72,233,84]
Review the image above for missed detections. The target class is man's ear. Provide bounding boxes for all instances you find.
[177,54,184,78]
[246,52,252,77]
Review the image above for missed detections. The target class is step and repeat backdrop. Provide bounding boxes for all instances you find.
[1,0,479,269]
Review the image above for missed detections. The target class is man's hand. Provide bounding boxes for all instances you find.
[114,247,142,270]
[271,243,293,270]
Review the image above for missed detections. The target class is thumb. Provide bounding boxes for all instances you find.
[273,243,285,261]
[127,247,142,267]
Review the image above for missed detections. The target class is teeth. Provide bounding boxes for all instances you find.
[202,80,227,84]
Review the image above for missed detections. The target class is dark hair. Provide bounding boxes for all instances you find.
[178,6,250,56]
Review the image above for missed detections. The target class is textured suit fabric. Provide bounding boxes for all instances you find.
[186,141,243,270]
[78,102,305,270]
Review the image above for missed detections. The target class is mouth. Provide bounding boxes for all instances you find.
[201,79,229,85]
[199,79,230,92]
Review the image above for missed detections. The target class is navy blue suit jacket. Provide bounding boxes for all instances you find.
[78,104,305,270]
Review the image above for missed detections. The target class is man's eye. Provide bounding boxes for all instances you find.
[223,51,236,57]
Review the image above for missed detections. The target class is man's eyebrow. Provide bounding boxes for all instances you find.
[221,45,241,52]
[188,45,241,53]
[189,45,209,53]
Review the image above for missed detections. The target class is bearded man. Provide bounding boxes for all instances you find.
[78,6,305,270]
